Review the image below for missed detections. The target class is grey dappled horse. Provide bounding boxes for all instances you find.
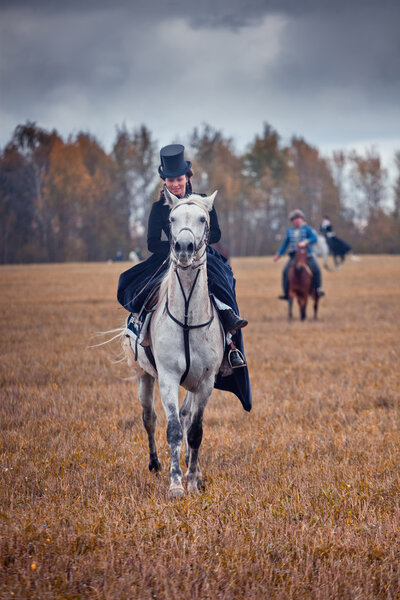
[123,191,224,498]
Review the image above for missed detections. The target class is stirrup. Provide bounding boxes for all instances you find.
[228,348,246,369]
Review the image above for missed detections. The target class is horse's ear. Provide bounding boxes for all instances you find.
[203,190,218,212]
[163,186,180,208]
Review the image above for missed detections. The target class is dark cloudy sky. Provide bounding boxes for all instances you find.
[1,0,399,166]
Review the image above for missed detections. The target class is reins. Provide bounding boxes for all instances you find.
[295,246,313,276]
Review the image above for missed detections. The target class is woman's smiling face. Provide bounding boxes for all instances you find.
[165,175,188,198]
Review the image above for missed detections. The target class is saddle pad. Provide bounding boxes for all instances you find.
[125,313,140,337]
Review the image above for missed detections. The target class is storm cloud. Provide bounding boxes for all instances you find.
[1,0,399,161]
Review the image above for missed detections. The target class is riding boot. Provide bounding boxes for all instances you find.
[219,308,248,334]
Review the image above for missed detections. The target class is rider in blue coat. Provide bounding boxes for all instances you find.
[117,144,252,411]
[273,209,325,299]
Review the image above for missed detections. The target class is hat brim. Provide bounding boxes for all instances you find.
[290,211,305,221]
[158,161,192,179]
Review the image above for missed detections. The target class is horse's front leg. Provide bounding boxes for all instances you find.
[179,392,204,480]
[138,372,161,472]
[158,374,184,499]
[300,299,307,321]
[313,293,319,320]
[179,392,191,467]
[185,383,213,494]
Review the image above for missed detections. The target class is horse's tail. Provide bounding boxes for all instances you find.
[88,327,125,348]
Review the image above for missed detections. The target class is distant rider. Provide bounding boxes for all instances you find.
[273,209,325,300]
[320,216,352,260]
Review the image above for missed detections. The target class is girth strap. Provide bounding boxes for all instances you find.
[144,345,157,371]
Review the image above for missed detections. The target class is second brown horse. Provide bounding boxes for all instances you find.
[288,245,319,320]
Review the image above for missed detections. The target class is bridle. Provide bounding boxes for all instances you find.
[166,200,214,384]
[295,244,312,276]
[169,200,210,270]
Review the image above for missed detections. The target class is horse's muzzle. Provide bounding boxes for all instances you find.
[174,231,195,265]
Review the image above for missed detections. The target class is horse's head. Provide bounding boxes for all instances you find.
[164,188,218,267]
[295,244,308,268]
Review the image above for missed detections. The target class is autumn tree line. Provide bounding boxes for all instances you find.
[1,121,399,264]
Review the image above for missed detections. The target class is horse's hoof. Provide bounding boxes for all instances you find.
[187,482,200,495]
[168,485,185,499]
[149,457,162,472]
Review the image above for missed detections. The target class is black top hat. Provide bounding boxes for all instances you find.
[158,144,192,179]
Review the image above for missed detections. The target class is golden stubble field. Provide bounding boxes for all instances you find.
[0,256,399,600]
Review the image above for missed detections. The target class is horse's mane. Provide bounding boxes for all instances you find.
[158,258,173,305]
[165,194,212,222]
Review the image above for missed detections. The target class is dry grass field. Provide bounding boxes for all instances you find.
[1,256,400,600]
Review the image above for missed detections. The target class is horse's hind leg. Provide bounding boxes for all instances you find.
[138,373,161,473]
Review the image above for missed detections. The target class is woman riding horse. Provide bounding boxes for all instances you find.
[273,209,325,300]
[117,144,251,409]
[320,216,352,266]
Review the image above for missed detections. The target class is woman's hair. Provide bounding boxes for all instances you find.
[158,169,194,201]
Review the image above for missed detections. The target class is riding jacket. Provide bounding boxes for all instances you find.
[320,221,352,256]
[277,224,318,257]
[117,190,252,411]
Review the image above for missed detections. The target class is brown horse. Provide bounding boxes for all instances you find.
[287,245,318,321]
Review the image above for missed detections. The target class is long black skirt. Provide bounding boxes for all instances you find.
[328,235,352,256]
[117,247,252,412]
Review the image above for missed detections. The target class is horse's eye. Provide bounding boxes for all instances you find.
[200,216,206,223]
[170,216,175,223]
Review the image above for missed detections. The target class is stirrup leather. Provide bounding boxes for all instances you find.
[228,348,246,369]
